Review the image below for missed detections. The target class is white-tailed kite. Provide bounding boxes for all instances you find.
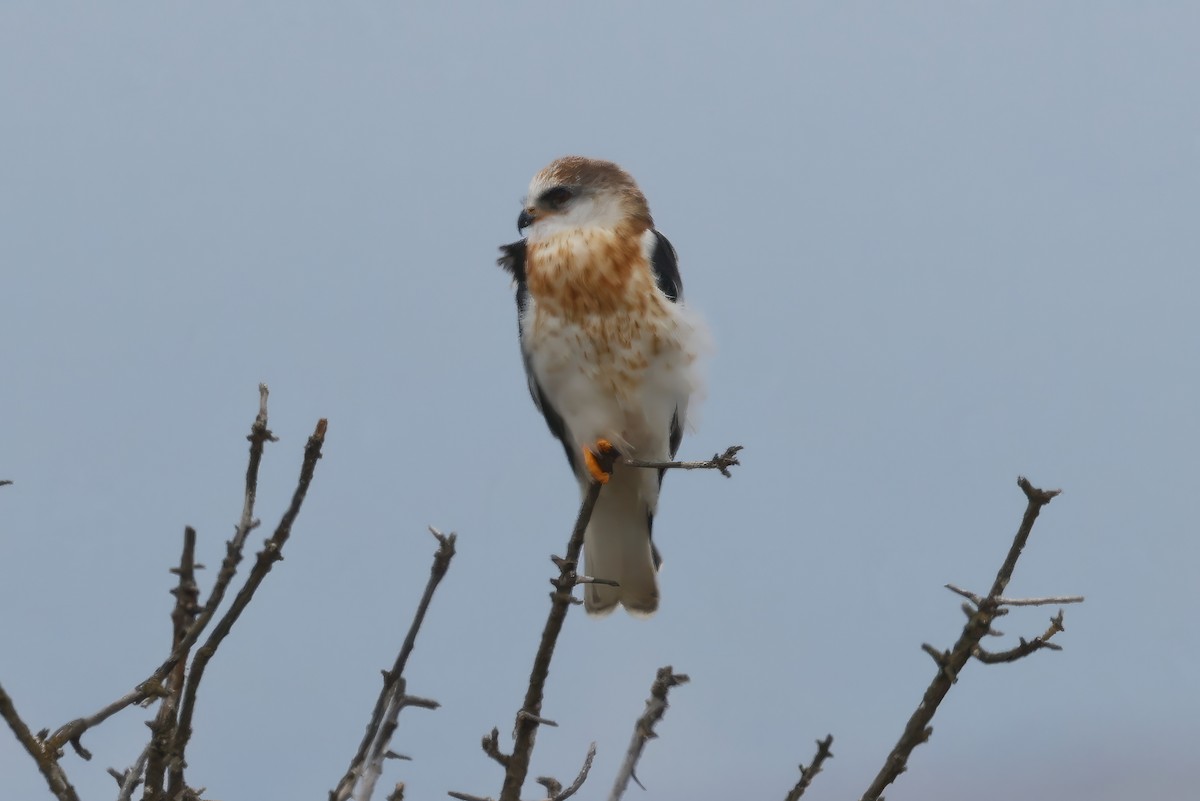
[498,156,706,615]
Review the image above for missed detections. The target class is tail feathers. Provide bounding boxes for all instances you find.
[582,471,660,616]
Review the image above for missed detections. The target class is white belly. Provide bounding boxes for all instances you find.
[522,300,702,460]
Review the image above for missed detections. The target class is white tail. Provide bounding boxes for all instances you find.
[582,466,660,615]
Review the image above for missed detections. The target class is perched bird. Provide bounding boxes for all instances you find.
[498,156,707,615]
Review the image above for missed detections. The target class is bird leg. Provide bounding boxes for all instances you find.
[582,439,619,484]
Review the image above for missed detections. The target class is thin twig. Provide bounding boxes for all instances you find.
[46,385,279,756]
[0,681,81,801]
[945,583,1083,607]
[332,527,457,801]
[784,735,834,801]
[974,610,1067,663]
[113,747,151,801]
[623,445,743,478]
[859,476,1071,801]
[550,742,597,801]
[165,417,328,799]
[609,666,689,801]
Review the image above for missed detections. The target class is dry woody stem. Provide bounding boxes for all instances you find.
[608,666,689,801]
[784,735,834,801]
[332,527,457,801]
[0,386,328,801]
[858,476,1080,801]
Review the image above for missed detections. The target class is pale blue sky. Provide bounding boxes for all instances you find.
[2,3,1196,800]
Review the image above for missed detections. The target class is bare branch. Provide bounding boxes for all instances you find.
[47,386,280,755]
[0,479,12,487]
[609,666,689,801]
[623,444,743,478]
[859,476,1072,801]
[332,527,457,801]
[784,735,834,801]
[0,681,81,801]
[495,479,604,801]
[945,583,1083,608]
[142,526,202,800]
[166,417,328,799]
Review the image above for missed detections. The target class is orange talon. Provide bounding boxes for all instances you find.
[583,438,618,484]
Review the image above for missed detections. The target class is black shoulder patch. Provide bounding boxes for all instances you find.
[650,230,683,303]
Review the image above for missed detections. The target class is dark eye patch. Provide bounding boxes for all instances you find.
[540,187,573,208]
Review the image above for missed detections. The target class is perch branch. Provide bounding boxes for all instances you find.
[609,666,689,801]
[165,417,328,799]
[332,527,457,801]
[623,445,743,478]
[784,735,834,801]
[495,477,605,801]
[859,476,1073,801]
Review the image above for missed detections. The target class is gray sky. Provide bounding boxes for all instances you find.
[2,3,1196,800]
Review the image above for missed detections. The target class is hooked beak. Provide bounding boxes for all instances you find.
[517,208,536,233]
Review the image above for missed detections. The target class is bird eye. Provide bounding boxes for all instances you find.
[541,187,573,208]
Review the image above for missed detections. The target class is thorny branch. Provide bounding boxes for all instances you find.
[140,525,203,800]
[609,666,689,801]
[45,385,280,758]
[332,527,457,801]
[165,416,328,799]
[859,476,1081,801]
[784,735,834,801]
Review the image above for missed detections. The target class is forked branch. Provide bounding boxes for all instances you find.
[859,476,1080,801]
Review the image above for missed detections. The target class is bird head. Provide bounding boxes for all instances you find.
[518,156,653,239]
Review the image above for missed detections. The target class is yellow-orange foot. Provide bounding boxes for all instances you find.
[583,438,618,484]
